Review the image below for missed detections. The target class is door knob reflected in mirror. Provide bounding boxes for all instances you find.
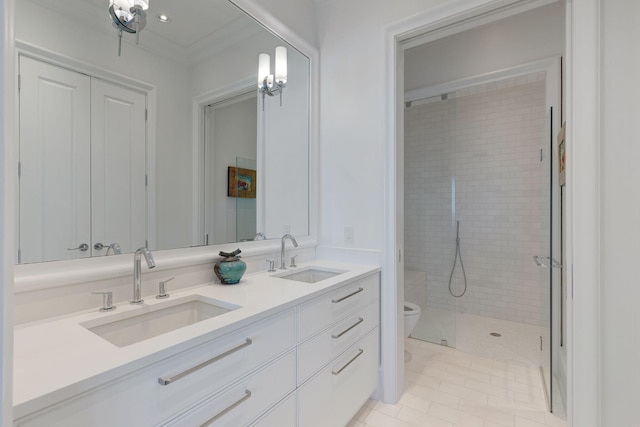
[67,243,89,252]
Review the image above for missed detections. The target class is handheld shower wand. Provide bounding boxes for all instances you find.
[448,220,468,298]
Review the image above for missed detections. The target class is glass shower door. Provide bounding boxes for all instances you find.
[535,105,562,413]
[404,95,458,347]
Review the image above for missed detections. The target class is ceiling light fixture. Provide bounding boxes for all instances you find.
[157,14,171,23]
[108,0,150,56]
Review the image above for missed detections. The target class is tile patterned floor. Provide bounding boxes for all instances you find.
[347,338,567,427]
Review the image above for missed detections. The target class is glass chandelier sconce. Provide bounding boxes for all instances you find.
[258,46,287,109]
[108,0,150,56]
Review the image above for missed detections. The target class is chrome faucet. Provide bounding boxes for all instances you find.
[280,234,298,270]
[106,242,122,256]
[131,247,155,304]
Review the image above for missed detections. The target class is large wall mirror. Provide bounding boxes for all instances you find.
[15,0,310,264]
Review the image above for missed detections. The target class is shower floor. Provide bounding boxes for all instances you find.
[411,308,545,367]
[409,308,567,418]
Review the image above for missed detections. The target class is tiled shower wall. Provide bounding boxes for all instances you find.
[404,73,548,326]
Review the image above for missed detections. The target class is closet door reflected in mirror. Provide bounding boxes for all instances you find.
[18,56,148,263]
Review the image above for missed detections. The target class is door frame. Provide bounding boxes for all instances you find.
[402,55,562,407]
[382,0,565,404]
[190,78,257,246]
[199,88,258,245]
[384,1,601,425]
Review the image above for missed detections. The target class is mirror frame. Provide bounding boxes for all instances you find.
[13,0,319,292]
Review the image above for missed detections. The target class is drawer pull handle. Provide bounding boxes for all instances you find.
[332,317,364,339]
[200,389,252,426]
[158,338,252,386]
[332,287,363,304]
[332,348,364,376]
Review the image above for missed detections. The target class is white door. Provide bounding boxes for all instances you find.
[91,78,147,255]
[18,56,91,263]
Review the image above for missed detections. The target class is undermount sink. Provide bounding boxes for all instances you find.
[277,267,346,284]
[81,295,240,347]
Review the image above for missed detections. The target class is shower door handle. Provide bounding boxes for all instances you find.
[533,255,562,269]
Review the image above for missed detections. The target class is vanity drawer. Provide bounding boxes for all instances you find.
[298,273,379,341]
[298,328,379,427]
[248,393,295,427]
[160,351,296,427]
[298,300,378,385]
[14,309,295,427]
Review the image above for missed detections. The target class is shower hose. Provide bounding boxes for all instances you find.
[448,220,468,298]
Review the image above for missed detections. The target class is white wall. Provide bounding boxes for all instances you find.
[315,0,448,250]
[404,74,548,326]
[404,2,565,91]
[0,0,14,422]
[599,0,640,424]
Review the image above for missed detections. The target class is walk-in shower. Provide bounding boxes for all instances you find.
[403,72,550,359]
[403,69,565,416]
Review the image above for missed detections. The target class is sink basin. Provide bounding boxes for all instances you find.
[277,267,346,284]
[81,295,240,347]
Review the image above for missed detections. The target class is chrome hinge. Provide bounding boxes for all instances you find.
[18,161,21,178]
[145,109,148,121]
[540,336,543,351]
[18,74,21,91]
[398,249,402,263]
[540,149,543,162]
[17,249,21,264]
[145,174,148,187]
[206,234,209,245]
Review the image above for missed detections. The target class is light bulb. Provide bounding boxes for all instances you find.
[258,53,271,88]
[275,46,287,85]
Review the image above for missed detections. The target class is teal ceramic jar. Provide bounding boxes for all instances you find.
[214,249,246,285]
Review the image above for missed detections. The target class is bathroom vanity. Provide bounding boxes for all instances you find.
[13,263,380,426]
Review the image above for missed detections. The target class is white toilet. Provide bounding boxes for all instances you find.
[404,301,422,338]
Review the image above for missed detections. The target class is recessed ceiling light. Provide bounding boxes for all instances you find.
[157,14,171,23]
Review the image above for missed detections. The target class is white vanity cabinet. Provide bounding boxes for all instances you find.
[298,329,379,427]
[14,269,381,427]
[297,273,380,426]
[14,309,296,427]
[160,351,296,426]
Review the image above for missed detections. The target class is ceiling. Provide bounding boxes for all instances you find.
[33,0,269,64]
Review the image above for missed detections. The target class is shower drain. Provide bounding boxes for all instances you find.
[490,332,502,337]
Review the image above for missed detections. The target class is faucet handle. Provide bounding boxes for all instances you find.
[290,255,298,268]
[266,259,276,272]
[92,291,116,312]
[157,277,174,299]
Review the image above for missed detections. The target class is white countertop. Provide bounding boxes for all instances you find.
[13,261,379,419]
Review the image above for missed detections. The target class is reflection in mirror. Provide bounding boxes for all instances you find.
[15,0,310,264]
[204,92,258,245]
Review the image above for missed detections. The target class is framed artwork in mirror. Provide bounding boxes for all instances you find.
[228,166,256,198]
